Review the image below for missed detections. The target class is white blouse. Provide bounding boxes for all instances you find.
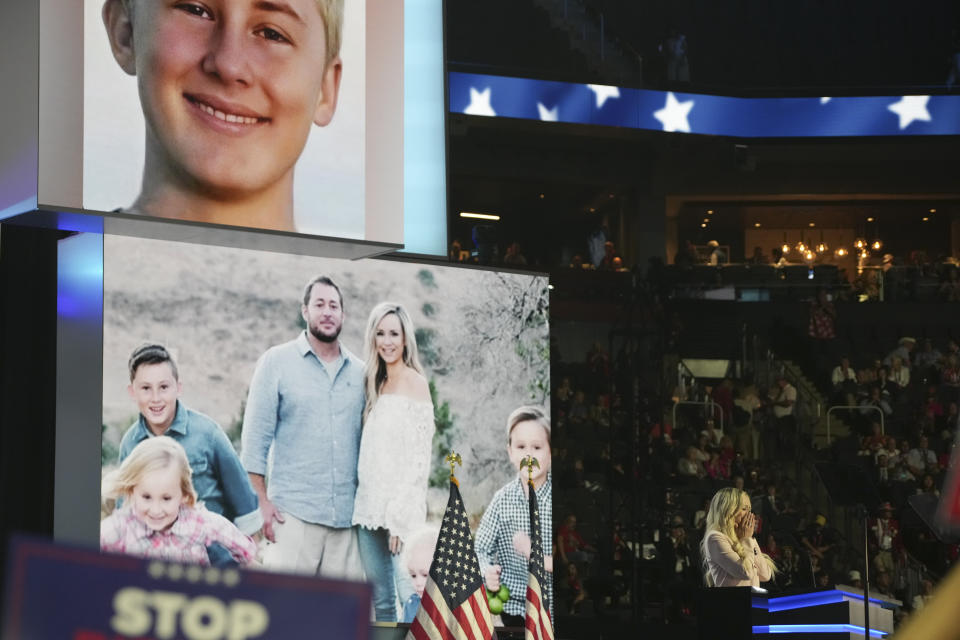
[352,394,435,542]
[703,530,772,587]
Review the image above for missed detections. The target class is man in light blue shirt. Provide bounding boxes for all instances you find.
[241,275,365,579]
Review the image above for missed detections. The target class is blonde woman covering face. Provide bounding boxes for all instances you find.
[701,487,777,587]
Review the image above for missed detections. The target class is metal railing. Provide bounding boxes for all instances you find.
[671,399,724,435]
[826,404,884,445]
[901,551,933,606]
[779,359,823,450]
[550,0,643,84]
[676,360,697,399]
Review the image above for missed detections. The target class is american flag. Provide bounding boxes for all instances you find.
[524,479,554,640]
[406,482,495,640]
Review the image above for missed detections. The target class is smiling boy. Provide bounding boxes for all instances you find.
[101,0,343,231]
[117,344,262,564]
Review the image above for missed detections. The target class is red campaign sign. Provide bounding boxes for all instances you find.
[937,436,960,530]
[2,536,371,640]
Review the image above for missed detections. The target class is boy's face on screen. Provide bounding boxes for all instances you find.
[106,0,341,200]
[128,362,182,434]
[131,464,187,531]
[508,420,551,485]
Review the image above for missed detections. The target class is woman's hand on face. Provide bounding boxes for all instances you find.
[735,512,756,540]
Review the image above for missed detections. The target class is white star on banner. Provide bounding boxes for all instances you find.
[888,96,931,129]
[587,84,620,109]
[820,97,832,104]
[464,87,495,117]
[653,92,694,133]
[537,102,558,122]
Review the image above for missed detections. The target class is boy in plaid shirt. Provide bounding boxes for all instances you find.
[474,406,553,627]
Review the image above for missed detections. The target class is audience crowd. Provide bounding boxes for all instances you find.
[546,313,957,631]
[827,333,960,602]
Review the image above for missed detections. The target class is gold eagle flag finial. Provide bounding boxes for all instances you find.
[520,455,540,486]
[445,452,463,486]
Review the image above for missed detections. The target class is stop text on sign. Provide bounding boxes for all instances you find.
[109,588,269,640]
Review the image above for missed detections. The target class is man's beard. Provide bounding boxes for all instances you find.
[309,323,341,343]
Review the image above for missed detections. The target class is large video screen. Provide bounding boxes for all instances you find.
[83,0,400,241]
[100,235,551,623]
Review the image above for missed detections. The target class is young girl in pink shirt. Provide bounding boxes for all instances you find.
[101,436,257,566]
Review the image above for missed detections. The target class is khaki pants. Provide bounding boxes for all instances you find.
[874,549,894,575]
[263,512,363,581]
[733,425,753,460]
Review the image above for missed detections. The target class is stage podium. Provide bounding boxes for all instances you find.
[698,586,900,639]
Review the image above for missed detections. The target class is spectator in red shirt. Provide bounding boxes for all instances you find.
[761,533,783,563]
[563,563,588,613]
[558,514,596,567]
[808,288,837,386]
[704,452,730,481]
[869,502,902,575]
[711,378,734,427]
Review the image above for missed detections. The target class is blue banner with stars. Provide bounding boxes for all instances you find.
[449,72,960,137]
[2,536,371,640]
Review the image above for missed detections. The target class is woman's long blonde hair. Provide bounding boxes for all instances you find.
[700,487,777,586]
[363,302,424,420]
[101,436,197,518]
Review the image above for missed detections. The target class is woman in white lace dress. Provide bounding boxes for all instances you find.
[352,302,435,621]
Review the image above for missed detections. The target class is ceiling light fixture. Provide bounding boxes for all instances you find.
[816,231,828,254]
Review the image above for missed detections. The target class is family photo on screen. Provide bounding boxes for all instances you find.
[99,235,552,623]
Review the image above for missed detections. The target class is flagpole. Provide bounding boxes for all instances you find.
[406,452,496,640]
[521,455,554,640]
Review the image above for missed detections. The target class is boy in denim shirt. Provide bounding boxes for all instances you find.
[118,344,262,564]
